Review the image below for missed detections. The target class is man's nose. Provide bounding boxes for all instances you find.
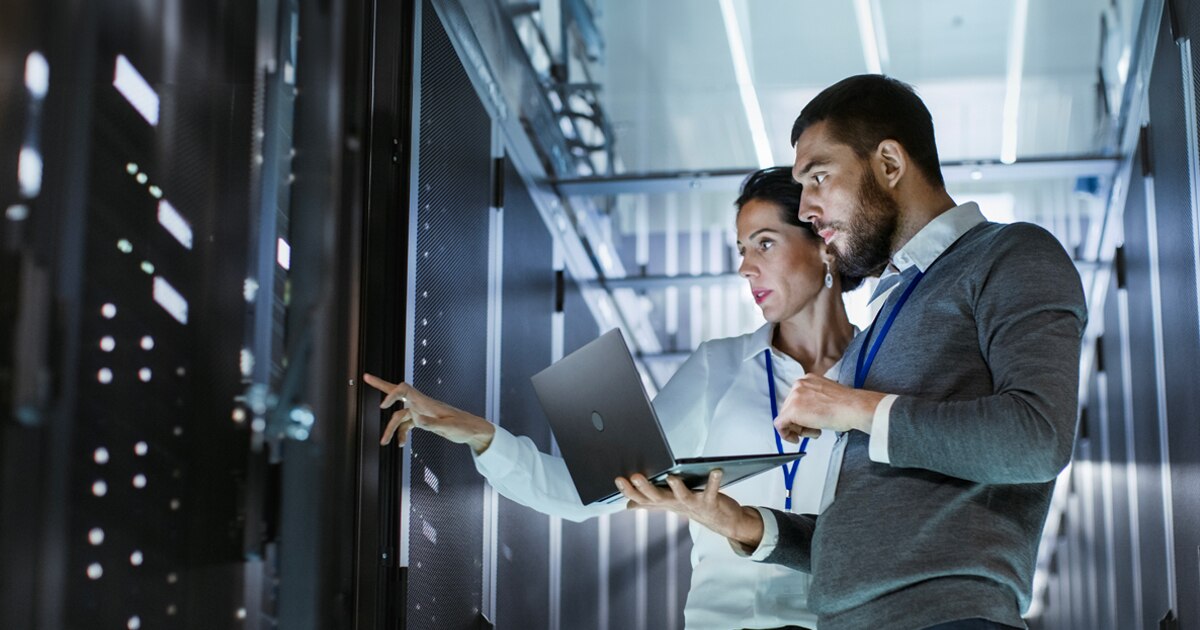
[798,197,821,225]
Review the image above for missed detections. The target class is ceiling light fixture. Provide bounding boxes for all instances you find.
[718,0,773,169]
[852,0,887,75]
[1001,0,1030,165]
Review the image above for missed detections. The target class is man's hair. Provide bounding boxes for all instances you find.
[790,74,944,188]
[735,167,865,292]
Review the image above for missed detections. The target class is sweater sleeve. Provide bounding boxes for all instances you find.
[759,509,818,573]
[884,223,1087,483]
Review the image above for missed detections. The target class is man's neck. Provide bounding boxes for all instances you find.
[890,188,958,258]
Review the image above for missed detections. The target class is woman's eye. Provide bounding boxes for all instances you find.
[759,240,774,251]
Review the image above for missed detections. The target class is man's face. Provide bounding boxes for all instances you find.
[792,120,899,278]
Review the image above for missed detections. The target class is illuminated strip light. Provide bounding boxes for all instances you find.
[718,0,773,169]
[153,276,188,324]
[113,55,160,126]
[276,237,291,270]
[1000,0,1029,165]
[157,200,193,250]
[852,0,886,75]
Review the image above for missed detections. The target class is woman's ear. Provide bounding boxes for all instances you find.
[819,242,835,265]
[875,139,907,189]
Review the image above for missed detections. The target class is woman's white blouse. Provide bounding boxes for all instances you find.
[473,323,840,629]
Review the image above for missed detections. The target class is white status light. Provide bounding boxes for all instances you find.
[276,237,291,270]
[157,200,193,250]
[153,276,188,325]
[113,55,160,126]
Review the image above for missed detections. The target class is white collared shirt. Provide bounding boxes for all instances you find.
[474,322,842,629]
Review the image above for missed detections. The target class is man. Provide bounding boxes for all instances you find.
[617,75,1086,630]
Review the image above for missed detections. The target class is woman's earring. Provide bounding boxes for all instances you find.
[824,262,834,289]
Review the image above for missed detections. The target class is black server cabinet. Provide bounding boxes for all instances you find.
[0,2,263,628]
[1148,5,1200,627]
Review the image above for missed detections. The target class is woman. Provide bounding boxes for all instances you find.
[364,167,862,629]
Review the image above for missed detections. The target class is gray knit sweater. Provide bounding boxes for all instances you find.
[762,221,1087,630]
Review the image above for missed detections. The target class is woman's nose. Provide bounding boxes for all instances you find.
[738,257,756,278]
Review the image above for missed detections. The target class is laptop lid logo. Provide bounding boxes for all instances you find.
[591,411,605,432]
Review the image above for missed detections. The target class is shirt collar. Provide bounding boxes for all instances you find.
[743,323,774,362]
[889,202,986,273]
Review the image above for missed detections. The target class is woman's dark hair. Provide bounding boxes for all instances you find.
[735,167,864,292]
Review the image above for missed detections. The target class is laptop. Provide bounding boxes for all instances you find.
[530,328,805,506]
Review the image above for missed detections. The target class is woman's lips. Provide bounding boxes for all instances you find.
[753,289,773,305]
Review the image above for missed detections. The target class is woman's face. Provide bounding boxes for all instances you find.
[736,199,828,323]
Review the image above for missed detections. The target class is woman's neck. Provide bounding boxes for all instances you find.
[772,290,855,375]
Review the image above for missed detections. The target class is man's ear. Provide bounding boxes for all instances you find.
[875,139,907,189]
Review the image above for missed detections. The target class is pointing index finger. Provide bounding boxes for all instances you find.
[362,373,396,393]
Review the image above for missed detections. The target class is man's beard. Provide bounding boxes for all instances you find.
[827,169,900,279]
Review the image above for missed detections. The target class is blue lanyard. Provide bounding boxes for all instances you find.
[764,349,807,511]
[855,270,926,389]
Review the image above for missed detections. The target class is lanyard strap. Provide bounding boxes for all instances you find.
[855,270,926,389]
[764,349,806,510]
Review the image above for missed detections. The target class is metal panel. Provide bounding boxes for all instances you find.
[1103,268,1141,630]
[644,511,672,630]
[405,2,492,627]
[608,510,640,630]
[1122,156,1172,630]
[494,158,554,628]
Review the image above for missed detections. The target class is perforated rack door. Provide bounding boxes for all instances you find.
[494,158,554,627]
[406,2,492,627]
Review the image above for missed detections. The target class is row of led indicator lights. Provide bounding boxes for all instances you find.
[113,53,296,272]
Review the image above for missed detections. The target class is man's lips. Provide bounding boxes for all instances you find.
[752,289,773,305]
[818,228,836,244]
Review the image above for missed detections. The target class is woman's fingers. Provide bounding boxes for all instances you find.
[702,469,723,504]
[616,476,652,504]
[379,381,412,409]
[363,373,414,409]
[381,409,412,445]
[362,373,396,394]
[664,475,692,504]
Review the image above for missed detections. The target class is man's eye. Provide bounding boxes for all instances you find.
[814,173,827,185]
